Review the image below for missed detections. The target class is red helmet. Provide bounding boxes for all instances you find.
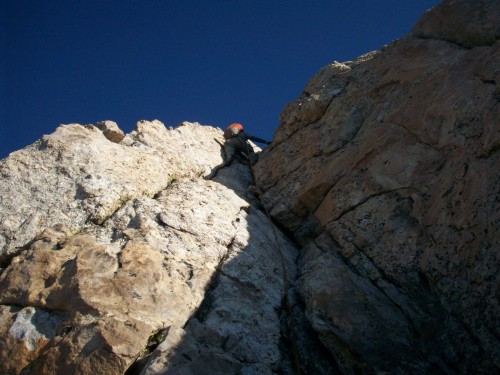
[227,123,244,132]
[224,123,244,140]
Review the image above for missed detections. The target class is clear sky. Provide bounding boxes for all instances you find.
[1,0,441,159]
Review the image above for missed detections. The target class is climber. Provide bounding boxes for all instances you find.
[205,123,270,180]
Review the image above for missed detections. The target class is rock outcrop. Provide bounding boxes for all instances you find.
[1,0,499,374]
[0,121,320,374]
[255,0,499,373]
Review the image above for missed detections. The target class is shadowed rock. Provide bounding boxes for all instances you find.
[255,0,500,373]
[1,1,499,374]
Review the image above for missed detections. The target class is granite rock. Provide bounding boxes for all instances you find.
[0,121,312,374]
[1,1,499,374]
[255,0,500,373]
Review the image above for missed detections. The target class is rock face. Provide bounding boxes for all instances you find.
[1,1,499,374]
[255,0,500,373]
[0,121,319,374]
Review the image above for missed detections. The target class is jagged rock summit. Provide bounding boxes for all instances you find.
[1,0,499,374]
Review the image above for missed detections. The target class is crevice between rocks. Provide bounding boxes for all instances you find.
[91,172,184,227]
[328,187,419,224]
[156,214,199,237]
[124,326,171,375]
[0,225,81,270]
[279,286,343,375]
[248,189,342,374]
[0,242,34,270]
[391,122,446,152]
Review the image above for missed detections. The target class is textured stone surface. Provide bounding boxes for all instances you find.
[1,1,499,374]
[412,0,500,48]
[255,0,500,373]
[0,120,221,264]
[94,120,126,143]
[0,305,64,374]
[0,121,314,374]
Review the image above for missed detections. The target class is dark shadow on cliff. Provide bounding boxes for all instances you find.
[126,156,341,375]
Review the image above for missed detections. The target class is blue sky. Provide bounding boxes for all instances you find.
[1,0,441,159]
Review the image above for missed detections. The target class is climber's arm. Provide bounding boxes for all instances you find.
[245,133,270,145]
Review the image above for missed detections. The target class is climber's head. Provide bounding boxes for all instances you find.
[224,123,244,140]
